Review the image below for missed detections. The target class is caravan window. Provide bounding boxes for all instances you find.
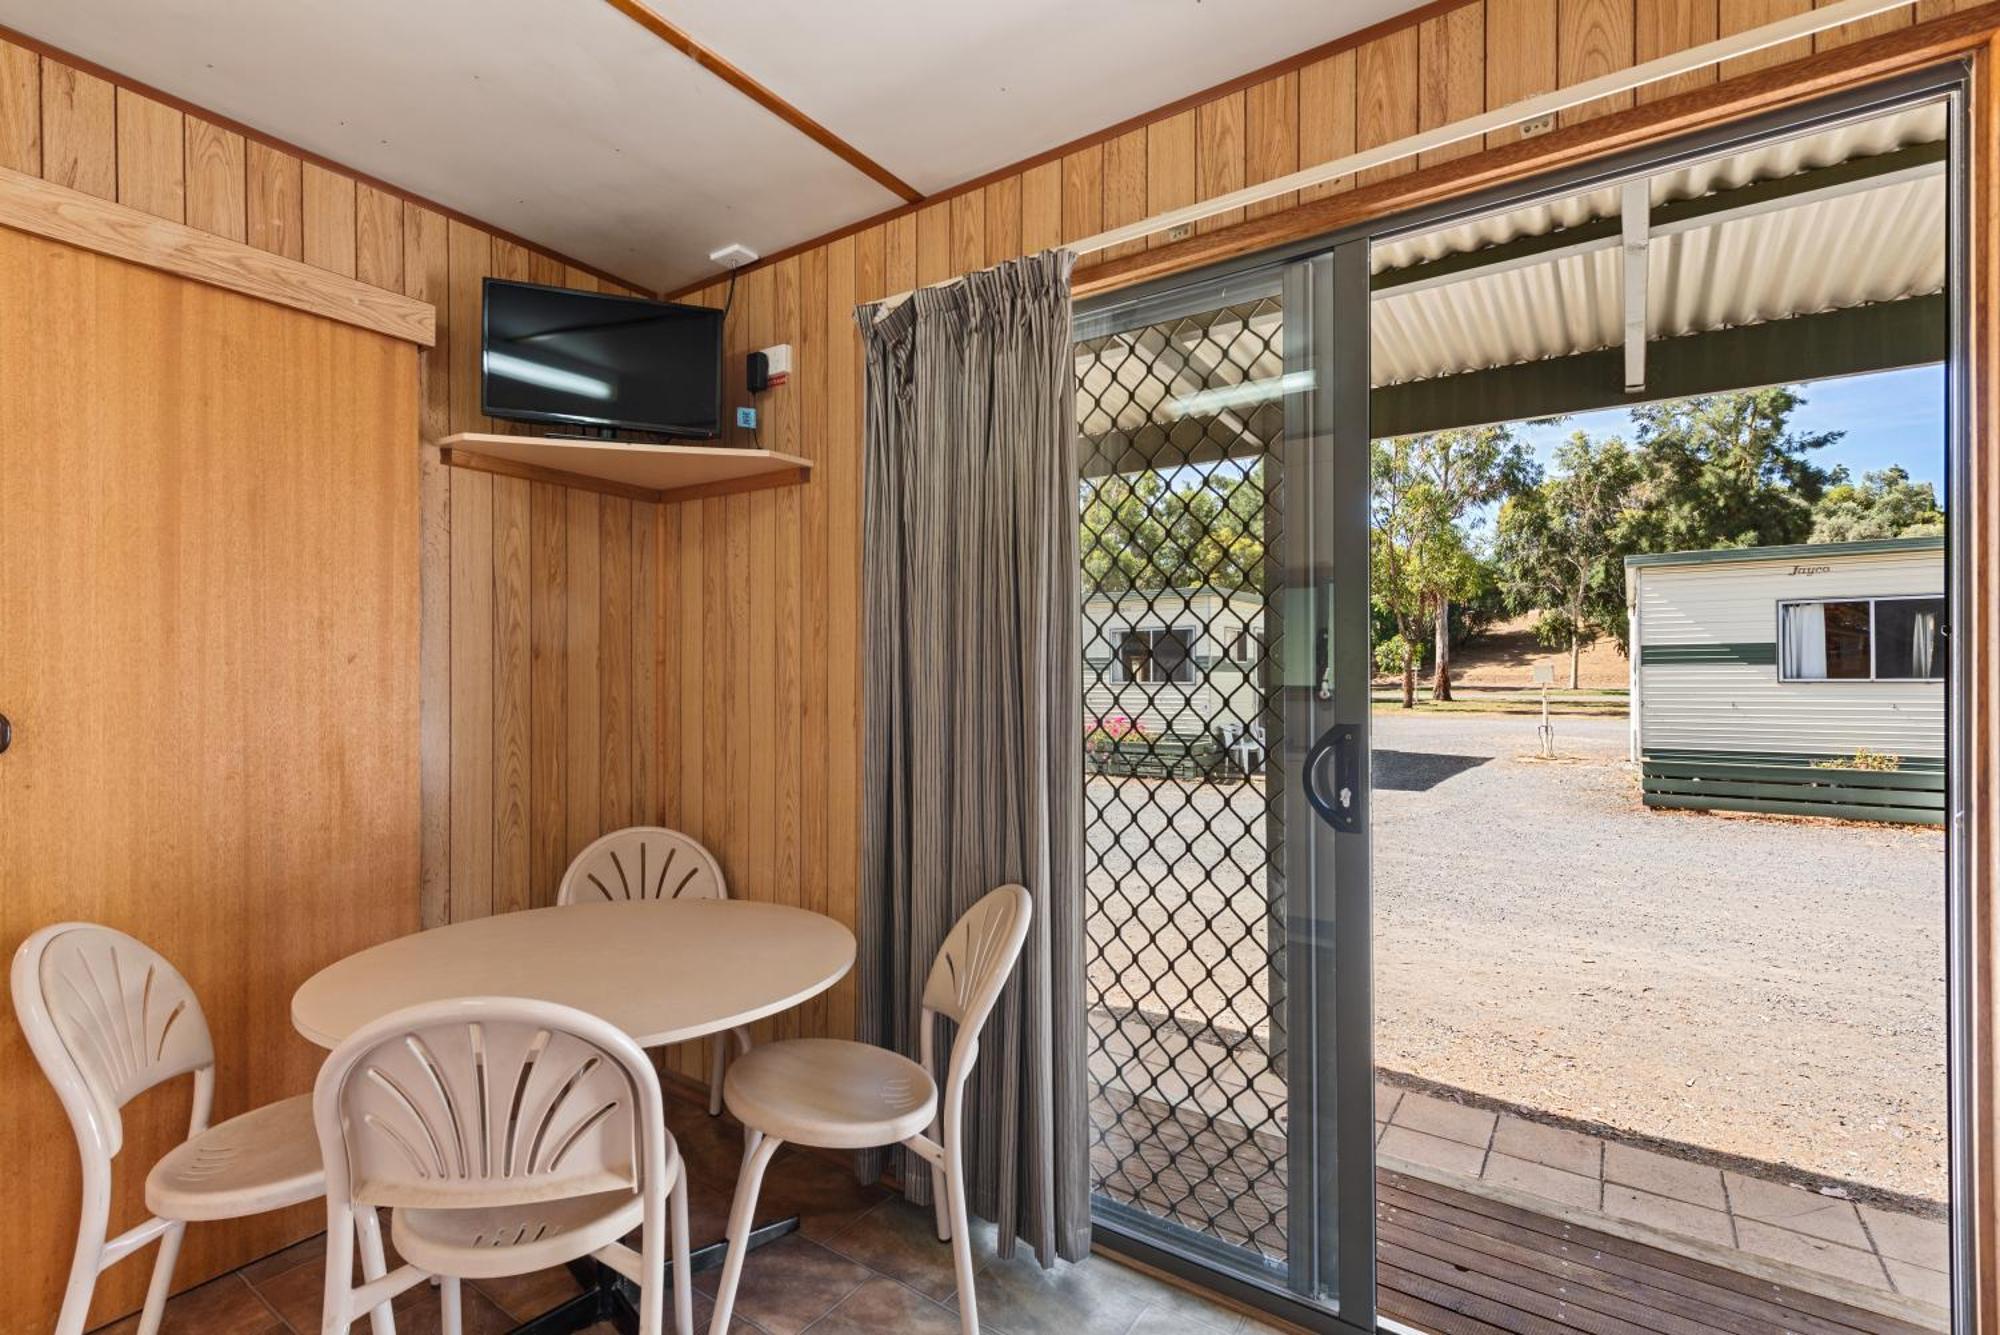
[1116,627,1196,684]
[1778,597,1945,681]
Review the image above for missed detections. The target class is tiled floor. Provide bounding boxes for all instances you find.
[91,1091,1276,1335]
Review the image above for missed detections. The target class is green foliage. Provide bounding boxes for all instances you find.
[1080,464,1265,593]
[1809,466,1946,542]
[1494,432,1644,667]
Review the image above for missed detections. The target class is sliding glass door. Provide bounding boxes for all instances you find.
[1075,242,1375,1332]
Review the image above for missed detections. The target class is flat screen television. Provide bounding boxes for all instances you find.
[481,279,724,439]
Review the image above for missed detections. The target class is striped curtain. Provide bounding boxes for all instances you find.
[855,250,1091,1265]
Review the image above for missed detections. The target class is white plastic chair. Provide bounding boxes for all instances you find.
[11,922,389,1335]
[557,826,749,1117]
[708,885,1032,1335]
[313,995,693,1335]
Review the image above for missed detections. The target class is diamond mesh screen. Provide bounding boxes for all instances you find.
[1077,296,1290,1262]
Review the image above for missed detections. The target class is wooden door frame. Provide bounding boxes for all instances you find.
[1075,10,2000,1332]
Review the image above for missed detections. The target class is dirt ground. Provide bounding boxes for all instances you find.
[1371,613,1633,690]
[1084,711,1949,1201]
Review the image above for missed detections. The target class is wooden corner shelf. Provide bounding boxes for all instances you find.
[439,433,812,505]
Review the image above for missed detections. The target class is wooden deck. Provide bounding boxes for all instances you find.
[1377,1171,1936,1335]
[1091,1084,1937,1335]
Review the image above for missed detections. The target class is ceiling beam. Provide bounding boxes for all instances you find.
[601,0,923,204]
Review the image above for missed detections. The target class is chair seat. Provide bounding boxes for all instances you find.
[723,1038,938,1149]
[391,1188,644,1279]
[144,1094,325,1222]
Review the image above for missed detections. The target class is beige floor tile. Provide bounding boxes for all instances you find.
[1860,1204,1950,1270]
[1603,1142,1726,1210]
[1390,1091,1496,1149]
[1375,1081,1403,1122]
[1725,1173,1869,1247]
[1482,1152,1599,1209]
[1602,1184,1735,1246]
[1490,1117,1601,1177]
[1884,1257,1953,1310]
[1378,1124,1487,1177]
[1734,1219,1890,1291]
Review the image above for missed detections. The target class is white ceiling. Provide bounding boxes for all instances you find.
[0,0,1407,292]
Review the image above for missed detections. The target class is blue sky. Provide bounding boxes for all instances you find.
[1513,364,1946,493]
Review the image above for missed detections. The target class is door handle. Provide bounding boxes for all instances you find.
[0,712,10,754]
[1303,723,1361,832]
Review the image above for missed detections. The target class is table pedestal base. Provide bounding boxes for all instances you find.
[508,1216,801,1334]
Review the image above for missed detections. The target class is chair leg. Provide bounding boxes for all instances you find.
[708,1132,782,1335]
[322,1206,357,1335]
[134,1220,185,1335]
[942,1162,979,1335]
[54,1167,111,1335]
[707,1035,727,1117]
[931,1156,951,1243]
[434,1276,460,1335]
[670,1168,693,1335]
[354,1205,399,1335]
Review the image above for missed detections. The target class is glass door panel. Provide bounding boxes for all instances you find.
[1077,244,1374,1331]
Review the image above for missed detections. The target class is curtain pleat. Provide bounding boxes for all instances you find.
[855,251,1091,1265]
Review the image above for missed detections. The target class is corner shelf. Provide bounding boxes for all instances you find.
[440,432,812,505]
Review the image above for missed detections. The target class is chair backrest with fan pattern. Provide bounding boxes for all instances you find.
[556,826,728,905]
[921,884,1033,1064]
[12,923,216,1158]
[313,996,664,1211]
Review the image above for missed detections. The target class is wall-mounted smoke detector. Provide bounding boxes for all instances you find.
[709,243,760,269]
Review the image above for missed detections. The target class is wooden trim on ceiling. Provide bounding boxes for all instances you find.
[0,21,657,295]
[661,0,1479,299]
[1071,6,1992,297]
[0,163,436,344]
[601,0,923,205]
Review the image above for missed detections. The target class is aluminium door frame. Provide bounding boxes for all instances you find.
[1079,61,1976,1333]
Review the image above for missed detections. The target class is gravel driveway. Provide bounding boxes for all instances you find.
[1085,711,1948,1200]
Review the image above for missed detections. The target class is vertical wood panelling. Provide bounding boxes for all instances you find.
[184,117,246,241]
[0,39,38,174]
[565,486,603,861]
[1102,127,1149,259]
[114,88,184,221]
[356,183,405,290]
[302,161,357,277]
[246,141,304,260]
[1488,0,1561,147]
[599,495,635,834]
[1196,91,1247,233]
[1146,108,1197,248]
[493,475,532,916]
[405,203,453,931]
[1718,0,1814,75]
[1419,3,1487,167]
[950,189,986,274]
[1561,0,1639,125]
[1357,28,1421,185]
[449,467,495,924]
[42,61,114,200]
[530,482,569,903]
[1815,0,1915,50]
[985,174,1023,266]
[1022,159,1063,252]
[1299,51,1359,201]
[1062,145,1106,245]
[1245,73,1301,219]
[1638,0,1722,101]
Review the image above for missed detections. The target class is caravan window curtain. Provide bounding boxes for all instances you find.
[1780,600,1831,680]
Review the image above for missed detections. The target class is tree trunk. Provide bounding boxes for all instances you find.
[1402,657,1416,709]
[1569,632,1582,689]
[1432,599,1453,702]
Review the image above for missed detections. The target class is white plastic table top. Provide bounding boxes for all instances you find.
[291,899,855,1049]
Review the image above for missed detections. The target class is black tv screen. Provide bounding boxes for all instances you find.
[482,279,724,439]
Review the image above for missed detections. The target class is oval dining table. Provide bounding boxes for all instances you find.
[292,898,856,1335]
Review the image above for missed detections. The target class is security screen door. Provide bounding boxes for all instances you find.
[1076,245,1374,1331]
